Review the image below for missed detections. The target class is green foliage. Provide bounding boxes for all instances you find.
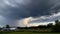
[47,23,53,27]
[52,20,60,32]
[6,25,10,28]
[55,20,59,24]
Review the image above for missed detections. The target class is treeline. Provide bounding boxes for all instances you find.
[17,20,60,32]
[0,20,60,32]
[17,23,53,29]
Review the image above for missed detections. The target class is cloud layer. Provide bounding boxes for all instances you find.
[0,0,60,27]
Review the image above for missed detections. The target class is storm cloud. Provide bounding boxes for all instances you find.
[0,0,60,19]
[0,0,60,27]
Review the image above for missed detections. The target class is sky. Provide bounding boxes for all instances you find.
[0,0,60,27]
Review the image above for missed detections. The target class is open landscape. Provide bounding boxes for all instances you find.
[0,20,60,34]
[0,0,60,34]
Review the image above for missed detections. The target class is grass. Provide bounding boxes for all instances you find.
[0,28,60,34]
[5,32,60,34]
[0,31,60,34]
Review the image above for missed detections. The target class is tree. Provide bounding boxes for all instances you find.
[52,20,60,32]
[55,20,59,25]
[47,23,53,28]
[6,25,10,28]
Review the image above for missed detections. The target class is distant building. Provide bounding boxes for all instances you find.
[1,28,10,31]
[1,27,18,31]
[10,28,18,31]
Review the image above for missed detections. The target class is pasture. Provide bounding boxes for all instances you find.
[0,31,60,34]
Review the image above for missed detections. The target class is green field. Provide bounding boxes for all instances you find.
[0,31,60,34]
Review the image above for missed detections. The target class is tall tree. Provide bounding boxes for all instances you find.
[6,25,10,28]
[55,20,59,25]
[52,20,60,32]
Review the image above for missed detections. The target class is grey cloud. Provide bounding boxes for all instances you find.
[0,0,60,19]
[30,12,60,23]
[0,0,60,27]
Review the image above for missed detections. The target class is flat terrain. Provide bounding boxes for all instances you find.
[0,31,60,34]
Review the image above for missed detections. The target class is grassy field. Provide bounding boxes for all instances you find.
[0,31,60,34]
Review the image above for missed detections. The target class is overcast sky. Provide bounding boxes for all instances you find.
[0,0,60,27]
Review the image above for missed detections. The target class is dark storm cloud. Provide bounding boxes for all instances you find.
[0,0,60,20]
[0,0,60,27]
